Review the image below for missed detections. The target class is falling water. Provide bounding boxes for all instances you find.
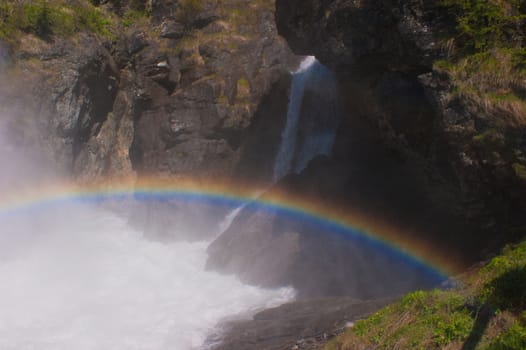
[272,56,339,181]
[216,205,245,237]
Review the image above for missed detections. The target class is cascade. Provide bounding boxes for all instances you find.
[216,205,245,237]
[218,57,339,237]
[272,56,339,181]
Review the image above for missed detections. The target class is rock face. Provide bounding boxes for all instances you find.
[121,0,298,179]
[210,297,395,350]
[0,35,126,180]
[0,0,300,240]
[275,0,452,73]
[206,164,446,299]
[273,0,526,259]
[206,0,526,299]
[0,0,298,184]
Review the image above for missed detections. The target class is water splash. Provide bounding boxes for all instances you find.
[0,203,294,350]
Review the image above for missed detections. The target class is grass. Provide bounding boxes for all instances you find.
[486,322,526,350]
[328,290,474,349]
[326,239,526,349]
[434,48,526,128]
[472,129,505,150]
[439,0,526,53]
[177,0,203,29]
[433,1,526,130]
[122,8,149,29]
[0,0,115,44]
[512,163,526,182]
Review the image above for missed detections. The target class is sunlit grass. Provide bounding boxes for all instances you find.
[326,240,526,349]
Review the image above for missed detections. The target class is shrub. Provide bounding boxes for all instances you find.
[486,323,526,350]
[440,0,526,53]
[177,0,203,29]
[481,267,526,311]
[0,0,113,42]
[20,1,53,37]
[122,8,148,28]
[513,163,526,181]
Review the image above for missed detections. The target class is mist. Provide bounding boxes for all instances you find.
[0,95,293,349]
[0,199,293,350]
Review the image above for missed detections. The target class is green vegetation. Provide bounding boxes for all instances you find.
[177,0,203,29]
[434,1,526,128]
[487,322,526,350]
[441,0,526,52]
[0,0,114,43]
[472,129,505,150]
[513,163,526,181]
[327,240,526,349]
[328,290,474,349]
[122,8,148,28]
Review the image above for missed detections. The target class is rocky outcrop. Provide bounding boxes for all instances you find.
[122,0,298,179]
[275,0,452,73]
[210,297,395,350]
[0,34,125,180]
[273,0,526,259]
[0,0,300,240]
[206,0,526,296]
[207,169,445,299]
[0,0,298,184]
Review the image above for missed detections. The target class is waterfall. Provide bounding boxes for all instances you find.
[216,205,245,237]
[214,57,338,243]
[272,56,339,181]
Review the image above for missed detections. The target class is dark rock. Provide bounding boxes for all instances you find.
[160,20,185,39]
[272,0,526,263]
[207,166,446,299]
[210,297,396,350]
[127,31,149,55]
[0,40,12,71]
[235,74,292,184]
[126,0,299,181]
[275,0,452,73]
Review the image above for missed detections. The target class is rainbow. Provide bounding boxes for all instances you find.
[0,176,459,280]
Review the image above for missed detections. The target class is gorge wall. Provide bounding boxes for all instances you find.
[273,0,526,261]
[0,0,298,184]
[206,0,526,299]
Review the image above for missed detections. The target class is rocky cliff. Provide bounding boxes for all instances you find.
[205,0,526,302]
[0,0,297,183]
[273,0,526,259]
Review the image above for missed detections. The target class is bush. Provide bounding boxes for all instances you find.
[122,8,148,28]
[482,267,526,311]
[0,0,113,42]
[177,0,203,29]
[487,323,526,350]
[441,0,526,53]
[20,1,53,37]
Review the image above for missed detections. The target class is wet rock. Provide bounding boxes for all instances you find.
[273,0,526,262]
[207,167,445,299]
[0,40,12,71]
[210,297,395,350]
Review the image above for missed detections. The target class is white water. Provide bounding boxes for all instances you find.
[0,203,294,350]
[273,57,317,181]
[216,206,245,237]
[272,56,339,181]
